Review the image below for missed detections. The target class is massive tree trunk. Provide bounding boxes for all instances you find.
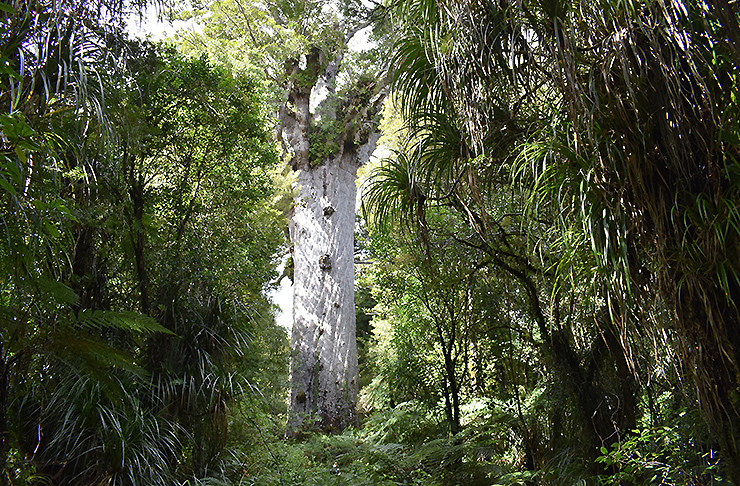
[288,154,360,433]
[281,44,383,434]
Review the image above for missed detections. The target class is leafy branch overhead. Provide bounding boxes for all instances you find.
[181,0,390,170]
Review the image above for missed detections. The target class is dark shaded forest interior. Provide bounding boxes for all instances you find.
[1,0,739,484]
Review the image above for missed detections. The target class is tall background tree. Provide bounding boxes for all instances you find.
[0,1,285,483]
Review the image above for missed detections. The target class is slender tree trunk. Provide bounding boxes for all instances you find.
[0,353,8,472]
[124,150,149,316]
[445,357,461,435]
[131,184,149,315]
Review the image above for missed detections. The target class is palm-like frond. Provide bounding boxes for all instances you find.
[362,151,426,234]
[33,368,182,486]
[76,310,175,335]
[390,29,447,121]
[405,110,465,184]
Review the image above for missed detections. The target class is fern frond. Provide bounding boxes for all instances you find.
[76,310,175,335]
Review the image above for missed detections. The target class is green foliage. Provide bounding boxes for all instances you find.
[361,0,740,483]
[596,420,724,485]
[309,117,343,167]
[179,0,366,89]
[0,2,285,482]
[29,368,182,485]
[4,1,738,486]
[229,398,558,486]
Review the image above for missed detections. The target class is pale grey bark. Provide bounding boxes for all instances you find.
[281,41,384,434]
[288,154,360,432]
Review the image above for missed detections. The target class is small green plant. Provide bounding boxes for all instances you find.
[596,424,724,485]
[1,447,49,485]
[308,118,343,167]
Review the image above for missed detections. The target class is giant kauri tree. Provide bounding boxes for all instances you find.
[188,0,388,433]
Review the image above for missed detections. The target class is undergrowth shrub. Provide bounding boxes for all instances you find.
[230,398,547,486]
[596,410,725,486]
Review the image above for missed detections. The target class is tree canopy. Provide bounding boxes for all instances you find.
[1,1,285,483]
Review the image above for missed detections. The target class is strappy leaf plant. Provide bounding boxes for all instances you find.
[365,0,740,481]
